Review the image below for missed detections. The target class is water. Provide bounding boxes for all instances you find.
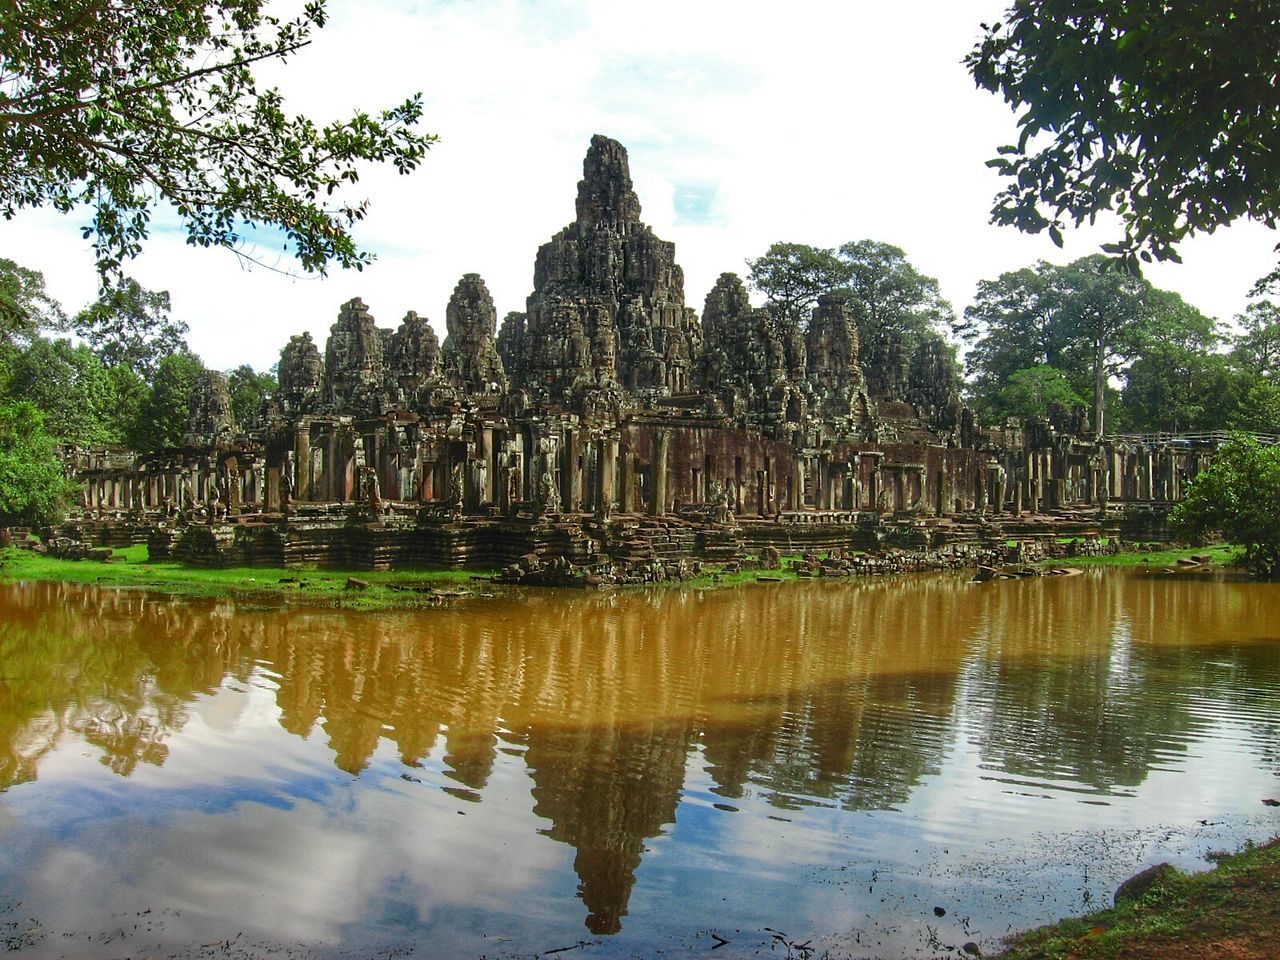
[0,570,1277,958]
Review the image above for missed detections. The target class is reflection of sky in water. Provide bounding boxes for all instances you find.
[0,573,1278,958]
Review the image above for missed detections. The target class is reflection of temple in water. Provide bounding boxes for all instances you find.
[2,577,1277,931]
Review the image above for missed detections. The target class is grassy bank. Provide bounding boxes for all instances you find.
[1040,543,1239,569]
[995,838,1280,959]
[0,545,492,610]
[0,542,1246,609]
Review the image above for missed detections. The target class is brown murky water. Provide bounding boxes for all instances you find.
[0,571,1277,958]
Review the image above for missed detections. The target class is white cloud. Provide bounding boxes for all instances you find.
[2,0,1274,371]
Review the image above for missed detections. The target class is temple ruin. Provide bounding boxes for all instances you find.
[62,135,1222,572]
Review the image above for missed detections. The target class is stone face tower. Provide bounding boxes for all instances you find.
[442,274,507,395]
[185,369,235,445]
[519,135,701,405]
[278,332,323,415]
[323,297,388,415]
[388,310,441,404]
[807,293,868,420]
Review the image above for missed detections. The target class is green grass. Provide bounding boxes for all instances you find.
[0,541,1247,609]
[0,546,493,610]
[994,838,1280,959]
[1041,544,1238,569]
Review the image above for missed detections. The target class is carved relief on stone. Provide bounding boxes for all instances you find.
[185,369,236,446]
[278,332,323,415]
[522,135,700,407]
[807,293,867,420]
[442,274,507,395]
[496,311,527,389]
[388,311,441,406]
[323,297,390,415]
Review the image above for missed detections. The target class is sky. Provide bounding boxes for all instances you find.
[5,0,1277,372]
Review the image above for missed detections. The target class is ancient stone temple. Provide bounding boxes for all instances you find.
[60,135,1226,570]
[520,134,701,404]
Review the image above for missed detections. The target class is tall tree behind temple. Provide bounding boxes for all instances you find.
[959,256,1220,435]
[1121,290,1229,434]
[72,279,189,382]
[226,365,278,431]
[745,242,847,329]
[0,258,66,344]
[128,352,206,453]
[836,239,955,353]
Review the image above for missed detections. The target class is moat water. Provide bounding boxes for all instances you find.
[0,571,1277,959]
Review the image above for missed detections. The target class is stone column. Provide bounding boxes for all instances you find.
[651,430,670,516]
[482,427,495,504]
[603,437,618,513]
[295,425,311,502]
[622,452,637,513]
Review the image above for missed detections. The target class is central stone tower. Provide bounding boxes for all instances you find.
[516,135,701,405]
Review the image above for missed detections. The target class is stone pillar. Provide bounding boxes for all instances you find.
[790,457,805,510]
[623,452,637,513]
[590,439,604,514]
[651,431,670,516]
[603,437,618,513]
[295,426,311,502]
[482,428,495,504]
[570,430,583,512]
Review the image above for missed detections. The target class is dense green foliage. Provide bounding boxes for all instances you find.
[72,279,189,380]
[995,365,1086,421]
[1172,436,1280,579]
[0,260,282,527]
[968,1,1280,281]
[129,351,206,452]
[747,239,955,349]
[2,337,136,445]
[0,0,434,282]
[227,364,277,428]
[0,258,65,343]
[957,256,1239,433]
[0,401,78,526]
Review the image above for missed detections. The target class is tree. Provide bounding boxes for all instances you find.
[0,0,434,281]
[1228,379,1280,435]
[836,240,955,352]
[226,364,276,427]
[0,258,65,343]
[129,352,206,453]
[1231,300,1280,378]
[2,337,115,444]
[0,401,79,526]
[746,243,848,327]
[994,365,1087,422]
[0,335,149,446]
[72,278,188,380]
[1171,436,1280,580]
[1123,342,1233,434]
[1054,256,1158,437]
[959,256,1214,435]
[956,261,1077,411]
[968,2,1280,278]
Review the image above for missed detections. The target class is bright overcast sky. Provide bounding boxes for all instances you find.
[6,0,1277,372]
